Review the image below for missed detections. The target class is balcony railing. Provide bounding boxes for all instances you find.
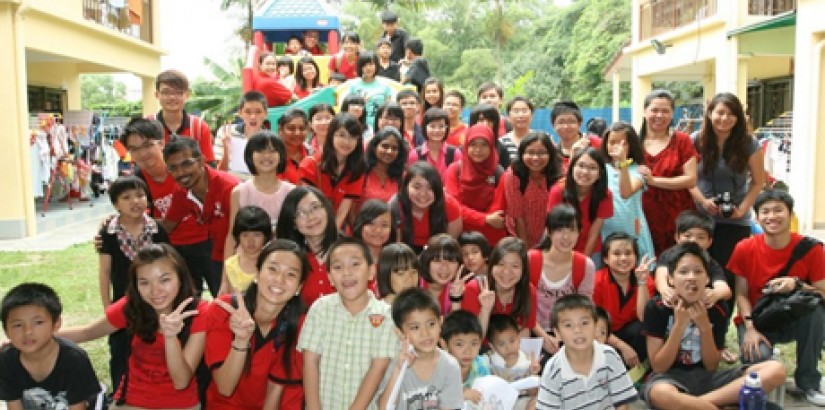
[82,0,153,43]
[639,0,717,41]
[749,0,795,15]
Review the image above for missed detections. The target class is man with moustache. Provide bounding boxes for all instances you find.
[162,137,239,297]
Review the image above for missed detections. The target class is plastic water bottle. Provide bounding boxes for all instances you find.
[740,372,767,410]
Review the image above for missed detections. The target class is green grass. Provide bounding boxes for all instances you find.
[0,243,110,384]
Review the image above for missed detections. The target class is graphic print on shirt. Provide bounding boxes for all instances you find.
[22,387,68,410]
[667,316,707,366]
[401,385,440,410]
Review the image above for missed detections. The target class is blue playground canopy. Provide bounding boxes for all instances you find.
[252,0,340,43]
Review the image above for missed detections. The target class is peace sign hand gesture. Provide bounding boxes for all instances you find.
[159,297,199,338]
[477,275,496,312]
[449,266,474,302]
[214,290,255,344]
[634,255,655,283]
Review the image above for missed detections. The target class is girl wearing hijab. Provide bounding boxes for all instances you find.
[444,124,507,245]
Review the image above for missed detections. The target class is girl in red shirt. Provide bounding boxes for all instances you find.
[294,57,325,99]
[307,103,334,155]
[205,239,309,410]
[502,132,563,247]
[547,147,614,260]
[444,124,507,246]
[327,31,360,81]
[59,244,207,410]
[277,109,311,185]
[422,78,444,116]
[392,161,463,253]
[362,127,407,209]
[275,186,341,308]
[420,234,465,316]
[299,113,366,230]
[592,232,656,367]
[462,237,537,337]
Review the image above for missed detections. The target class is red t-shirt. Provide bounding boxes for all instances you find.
[404,194,462,247]
[547,183,614,253]
[728,233,825,309]
[280,145,310,185]
[299,252,335,308]
[299,154,364,212]
[592,267,656,332]
[328,54,358,80]
[164,167,240,261]
[149,111,215,163]
[446,123,467,147]
[462,280,538,331]
[140,169,208,245]
[254,72,292,108]
[106,298,208,409]
[204,295,304,410]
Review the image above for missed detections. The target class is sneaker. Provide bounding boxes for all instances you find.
[805,388,825,406]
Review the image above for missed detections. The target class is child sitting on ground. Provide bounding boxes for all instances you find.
[483,314,541,410]
[537,294,638,410]
[441,309,491,407]
[298,237,399,410]
[378,287,463,410]
[642,243,785,409]
[0,283,101,410]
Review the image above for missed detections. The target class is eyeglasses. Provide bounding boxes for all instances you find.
[166,158,199,173]
[295,203,325,221]
[158,89,186,98]
[127,140,158,154]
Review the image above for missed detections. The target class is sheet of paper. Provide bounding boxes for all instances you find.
[520,337,543,359]
[471,376,518,410]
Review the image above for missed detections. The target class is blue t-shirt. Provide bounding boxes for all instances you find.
[602,164,655,262]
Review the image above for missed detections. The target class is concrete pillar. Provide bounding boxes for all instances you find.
[65,68,82,111]
[703,65,716,102]
[0,2,36,238]
[612,71,621,123]
[630,73,651,130]
[141,75,158,115]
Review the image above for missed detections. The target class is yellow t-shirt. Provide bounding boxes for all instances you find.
[224,255,255,292]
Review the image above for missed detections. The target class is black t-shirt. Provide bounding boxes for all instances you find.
[383,28,409,63]
[0,337,100,408]
[404,58,431,94]
[377,61,401,82]
[642,297,728,371]
[100,219,169,301]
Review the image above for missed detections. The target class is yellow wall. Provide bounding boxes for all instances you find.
[0,0,163,238]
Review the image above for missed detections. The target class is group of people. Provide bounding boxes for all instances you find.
[2,30,825,410]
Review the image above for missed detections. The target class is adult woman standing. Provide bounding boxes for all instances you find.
[690,92,765,285]
[638,90,698,254]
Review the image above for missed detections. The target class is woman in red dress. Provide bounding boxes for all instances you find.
[637,89,698,254]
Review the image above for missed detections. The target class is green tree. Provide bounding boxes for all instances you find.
[185,56,244,130]
[218,0,253,49]
[80,74,128,109]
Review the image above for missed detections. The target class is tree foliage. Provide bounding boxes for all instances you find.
[185,56,244,131]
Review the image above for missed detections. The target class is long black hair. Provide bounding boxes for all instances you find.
[511,132,562,193]
[535,204,581,250]
[243,239,309,377]
[124,244,198,344]
[487,237,531,326]
[695,92,751,176]
[295,56,322,91]
[353,199,398,245]
[275,186,340,255]
[320,113,365,182]
[394,161,448,247]
[365,126,408,180]
[563,148,608,223]
[600,121,645,165]
[469,104,501,138]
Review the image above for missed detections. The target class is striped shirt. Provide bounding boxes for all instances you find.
[537,342,637,410]
[297,292,399,410]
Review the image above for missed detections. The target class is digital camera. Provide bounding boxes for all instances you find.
[714,192,735,218]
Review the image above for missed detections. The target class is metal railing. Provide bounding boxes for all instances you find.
[639,0,717,41]
[748,0,795,15]
[82,0,153,43]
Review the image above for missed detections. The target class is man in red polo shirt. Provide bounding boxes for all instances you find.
[162,137,239,297]
[149,70,216,165]
[121,118,213,294]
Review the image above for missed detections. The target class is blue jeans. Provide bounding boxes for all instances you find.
[737,304,825,392]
